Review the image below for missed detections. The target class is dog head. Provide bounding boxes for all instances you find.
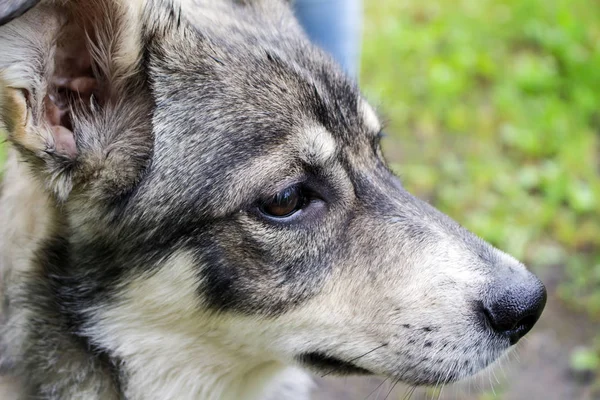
[0,0,546,389]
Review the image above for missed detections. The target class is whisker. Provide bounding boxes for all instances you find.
[401,385,417,400]
[383,379,400,400]
[488,368,497,397]
[491,365,500,385]
[364,378,389,400]
[321,343,388,378]
[431,374,442,400]
[436,383,445,400]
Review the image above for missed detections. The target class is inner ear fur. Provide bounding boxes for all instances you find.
[0,0,153,202]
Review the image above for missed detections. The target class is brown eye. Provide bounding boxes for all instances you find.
[260,186,305,218]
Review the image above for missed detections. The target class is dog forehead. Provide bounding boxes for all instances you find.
[143,3,381,189]
[146,24,370,134]
[291,124,337,165]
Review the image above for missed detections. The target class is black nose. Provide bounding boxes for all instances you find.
[482,272,547,345]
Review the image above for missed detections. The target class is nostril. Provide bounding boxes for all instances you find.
[484,308,537,333]
[482,276,547,345]
[481,303,519,333]
[508,313,540,344]
[517,314,539,332]
[481,305,496,329]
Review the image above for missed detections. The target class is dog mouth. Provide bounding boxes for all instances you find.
[296,352,373,376]
[294,331,511,385]
[295,351,473,386]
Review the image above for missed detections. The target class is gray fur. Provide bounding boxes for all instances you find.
[0,1,545,399]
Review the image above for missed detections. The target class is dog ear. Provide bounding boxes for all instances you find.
[0,0,153,203]
[0,0,41,26]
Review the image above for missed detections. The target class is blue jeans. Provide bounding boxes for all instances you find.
[293,0,363,79]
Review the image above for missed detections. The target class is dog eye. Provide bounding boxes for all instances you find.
[373,130,387,159]
[374,130,386,148]
[260,186,306,218]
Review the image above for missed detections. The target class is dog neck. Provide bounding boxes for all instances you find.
[85,251,312,400]
[113,343,298,400]
[98,323,312,400]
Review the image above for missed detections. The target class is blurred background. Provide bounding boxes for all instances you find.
[314,0,600,398]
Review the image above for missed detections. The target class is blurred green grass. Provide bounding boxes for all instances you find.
[361,0,600,383]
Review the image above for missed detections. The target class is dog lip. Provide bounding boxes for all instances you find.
[295,352,373,376]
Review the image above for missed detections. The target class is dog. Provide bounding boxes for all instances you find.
[0,0,547,399]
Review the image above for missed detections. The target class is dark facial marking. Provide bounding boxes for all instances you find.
[296,352,371,376]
